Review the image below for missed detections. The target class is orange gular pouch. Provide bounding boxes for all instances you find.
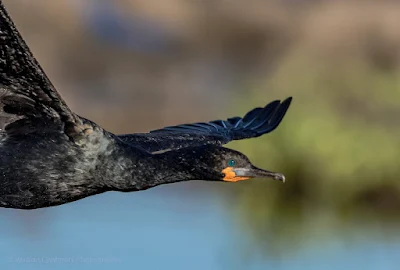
[221,167,250,182]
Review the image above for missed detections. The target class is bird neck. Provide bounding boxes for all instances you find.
[100,143,200,192]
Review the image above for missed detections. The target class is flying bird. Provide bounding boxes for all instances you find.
[0,1,292,209]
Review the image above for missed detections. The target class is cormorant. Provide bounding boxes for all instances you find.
[0,1,292,209]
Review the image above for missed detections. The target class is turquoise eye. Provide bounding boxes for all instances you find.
[228,159,236,167]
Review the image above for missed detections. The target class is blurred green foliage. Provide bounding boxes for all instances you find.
[225,46,400,254]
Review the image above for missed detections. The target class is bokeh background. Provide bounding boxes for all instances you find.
[1,0,400,269]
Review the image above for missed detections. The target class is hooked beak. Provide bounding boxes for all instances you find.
[222,166,285,183]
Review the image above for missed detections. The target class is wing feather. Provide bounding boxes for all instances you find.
[119,97,292,152]
[0,1,89,140]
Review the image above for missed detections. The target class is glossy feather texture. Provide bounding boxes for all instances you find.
[152,97,291,140]
[0,1,86,140]
[119,98,292,152]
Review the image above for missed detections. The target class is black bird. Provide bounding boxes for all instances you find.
[0,1,292,209]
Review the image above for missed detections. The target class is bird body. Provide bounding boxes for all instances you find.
[0,1,292,209]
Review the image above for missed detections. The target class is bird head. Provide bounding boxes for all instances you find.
[160,145,285,183]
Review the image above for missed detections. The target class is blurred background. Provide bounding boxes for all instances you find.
[1,0,400,269]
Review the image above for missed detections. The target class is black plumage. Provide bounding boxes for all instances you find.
[119,98,291,153]
[0,1,292,209]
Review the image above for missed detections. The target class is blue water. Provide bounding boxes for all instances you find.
[0,182,399,270]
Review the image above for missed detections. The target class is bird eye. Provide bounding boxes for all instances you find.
[228,159,236,167]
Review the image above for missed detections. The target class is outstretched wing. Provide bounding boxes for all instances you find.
[0,1,86,140]
[119,97,292,153]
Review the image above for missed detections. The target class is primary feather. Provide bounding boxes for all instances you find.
[119,97,292,152]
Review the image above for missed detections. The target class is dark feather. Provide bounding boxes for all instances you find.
[119,97,292,152]
[151,97,291,140]
[0,2,85,139]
